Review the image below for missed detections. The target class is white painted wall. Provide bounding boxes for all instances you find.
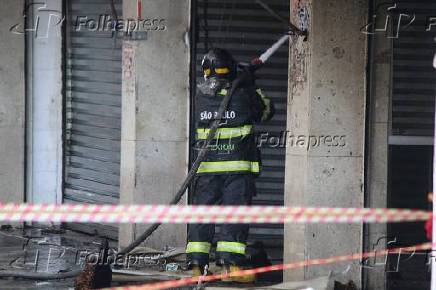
[27,0,63,204]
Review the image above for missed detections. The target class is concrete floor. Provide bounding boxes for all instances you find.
[0,226,332,290]
[0,226,196,290]
[0,226,103,290]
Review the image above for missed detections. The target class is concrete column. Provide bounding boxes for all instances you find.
[0,0,25,205]
[363,1,391,289]
[284,0,368,285]
[120,0,190,250]
[27,0,63,204]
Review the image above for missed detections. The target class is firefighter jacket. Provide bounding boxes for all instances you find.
[194,76,274,175]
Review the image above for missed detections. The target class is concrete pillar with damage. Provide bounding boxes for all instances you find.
[363,1,391,289]
[0,0,25,205]
[119,0,190,250]
[284,0,368,285]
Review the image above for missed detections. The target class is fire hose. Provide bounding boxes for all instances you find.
[0,20,306,283]
[118,30,304,256]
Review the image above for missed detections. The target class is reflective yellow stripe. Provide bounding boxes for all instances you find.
[216,241,246,255]
[186,242,211,254]
[196,125,253,140]
[204,68,211,76]
[256,88,271,121]
[215,67,230,74]
[217,89,228,96]
[197,161,260,174]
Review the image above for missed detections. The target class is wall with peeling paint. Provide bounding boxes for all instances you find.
[285,0,368,285]
[0,1,25,205]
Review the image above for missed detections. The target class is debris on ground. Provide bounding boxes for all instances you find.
[74,239,112,290]
[333,280,358,290]
[0,226,358,290]
[0,226,102,289]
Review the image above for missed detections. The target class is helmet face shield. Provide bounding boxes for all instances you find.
[201,48,236,80]
[214,67,230,75]
[203,67,229,77]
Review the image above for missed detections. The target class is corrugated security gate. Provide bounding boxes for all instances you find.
[192,0,289,266]
[392,0,436,137]
[389,1,435,289]
[64,0,122,239]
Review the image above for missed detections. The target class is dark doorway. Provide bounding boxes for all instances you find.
[387,146,433,290]
[387,1,436,288]
[190,0,290,282]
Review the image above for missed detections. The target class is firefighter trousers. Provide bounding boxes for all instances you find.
[186,173,256,267]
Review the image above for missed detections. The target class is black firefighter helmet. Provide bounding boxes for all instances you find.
[201,48,237,80]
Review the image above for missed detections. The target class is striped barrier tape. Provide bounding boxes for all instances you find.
[106,242,434,290]
[0,203,431,224]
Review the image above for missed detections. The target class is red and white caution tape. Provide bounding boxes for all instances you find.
[106,242,434,290]
[0,203,430,224]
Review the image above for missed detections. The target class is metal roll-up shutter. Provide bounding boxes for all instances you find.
[193,0,289,267]
[387,146,432,290]
[64,0,122,239]
[392,0,436,137]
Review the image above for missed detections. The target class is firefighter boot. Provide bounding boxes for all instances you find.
[191,264,209,278]
[192,265,203,278]
[220,265,256,283]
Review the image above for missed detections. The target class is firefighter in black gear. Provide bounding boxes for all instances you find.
[187,48,274,282]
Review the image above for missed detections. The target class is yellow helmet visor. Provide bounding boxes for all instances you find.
[215,67,230,74]
[204,68,211,77]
